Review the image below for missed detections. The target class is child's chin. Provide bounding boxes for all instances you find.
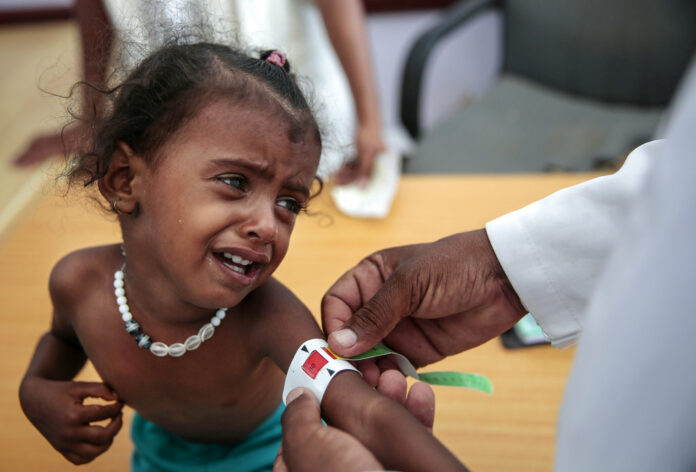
[218,281,267,307]
[215,290,250,308]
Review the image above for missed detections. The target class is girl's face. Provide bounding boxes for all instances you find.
[129,99,320,312]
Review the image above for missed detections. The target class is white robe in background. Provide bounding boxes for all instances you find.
[102,0,355,177]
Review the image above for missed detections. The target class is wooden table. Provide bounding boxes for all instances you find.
[0,173,597,471]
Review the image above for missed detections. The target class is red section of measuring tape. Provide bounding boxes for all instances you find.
[322,347,337,359]
[302,351,328,379]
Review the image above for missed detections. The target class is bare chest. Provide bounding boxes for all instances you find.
[72,294,284,443]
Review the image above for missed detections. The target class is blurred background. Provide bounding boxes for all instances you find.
[1,1,694,470]
[0,0,496,232]
[2,0,694,232]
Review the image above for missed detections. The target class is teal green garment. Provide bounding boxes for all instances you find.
[131,404,284,472]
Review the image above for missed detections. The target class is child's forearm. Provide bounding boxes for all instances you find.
[321,371,467,471]
[20,331,89,417]
[22,332,87,382]
[19,331,123,465]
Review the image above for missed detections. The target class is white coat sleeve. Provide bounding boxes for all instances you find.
[485,142,656,348]
[555,60,696,472]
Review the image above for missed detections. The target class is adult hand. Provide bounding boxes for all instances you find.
[13,125,82,167]
[334,122,385,186]
[19,377,123,465]
[274,370,435,472]
[322,229,527,366]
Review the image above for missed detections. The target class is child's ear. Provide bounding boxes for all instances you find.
[98,142,147,215]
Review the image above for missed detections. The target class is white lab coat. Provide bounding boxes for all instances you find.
[485,60,696,470]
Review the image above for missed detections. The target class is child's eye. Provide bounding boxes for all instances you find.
[277,198,305,214]
[217,174,247,191]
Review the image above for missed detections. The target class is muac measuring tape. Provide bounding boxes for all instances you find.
[283,339,492,405]
[340,343,493,394]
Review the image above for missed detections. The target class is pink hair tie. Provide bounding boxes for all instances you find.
[265,50,287,68]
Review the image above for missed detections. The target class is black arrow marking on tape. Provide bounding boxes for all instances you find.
[327,368,335,376]
[301,345,308,353]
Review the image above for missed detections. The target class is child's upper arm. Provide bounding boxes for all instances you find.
[249,278,324,373]
[47,251,90,349]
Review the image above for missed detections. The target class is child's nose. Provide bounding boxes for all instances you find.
[243,204,277,244]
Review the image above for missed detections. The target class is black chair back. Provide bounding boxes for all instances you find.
[503,0,696,106]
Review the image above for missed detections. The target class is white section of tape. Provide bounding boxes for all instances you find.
[283,338,361,405]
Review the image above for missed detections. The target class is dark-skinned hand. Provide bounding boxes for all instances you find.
[322,229,526,382]
[333,121,385,186]
[273,369,435,472]
[19,377,124,465]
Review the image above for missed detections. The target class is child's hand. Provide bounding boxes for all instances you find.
[19,377,124,465]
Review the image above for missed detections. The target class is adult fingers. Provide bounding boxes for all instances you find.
[376,369,407,405]
[355,124,385,180]
[281,389,324,456]
[327,268,414,358]
[322,256,387,336]
[383,318,446,367]
[355,148,376,183]
[405,382,435,431]
[332,161,360,186]
[356,140,382,182]
[376,372,435,431]
[282,388,321,431]
[281,389,383,472]
[376,355,401,373]
[355,359,381,387]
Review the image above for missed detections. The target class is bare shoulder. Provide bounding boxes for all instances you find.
[242,277,323,372]
[49,245,121,324]
[244,278,310,317]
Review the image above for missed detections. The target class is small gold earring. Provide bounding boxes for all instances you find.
[112,200,131,218]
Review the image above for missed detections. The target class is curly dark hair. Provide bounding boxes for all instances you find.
[65,42,322,198]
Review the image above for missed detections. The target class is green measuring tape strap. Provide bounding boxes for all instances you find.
[347,343,395,360]
[418,372,493,394]
[337,343,493,394]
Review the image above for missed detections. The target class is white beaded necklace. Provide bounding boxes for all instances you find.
[114,266,227,358]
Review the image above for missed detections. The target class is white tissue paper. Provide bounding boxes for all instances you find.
[330,148,402,218]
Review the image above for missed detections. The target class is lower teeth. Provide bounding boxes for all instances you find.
[223,262,246,274]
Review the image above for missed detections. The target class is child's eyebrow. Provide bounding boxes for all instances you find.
[283,180,310,199]
[209,158,273,179]
[210,158,310,197]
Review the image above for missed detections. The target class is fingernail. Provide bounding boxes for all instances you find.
[331,329,357,349]
[286,388,304,405]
